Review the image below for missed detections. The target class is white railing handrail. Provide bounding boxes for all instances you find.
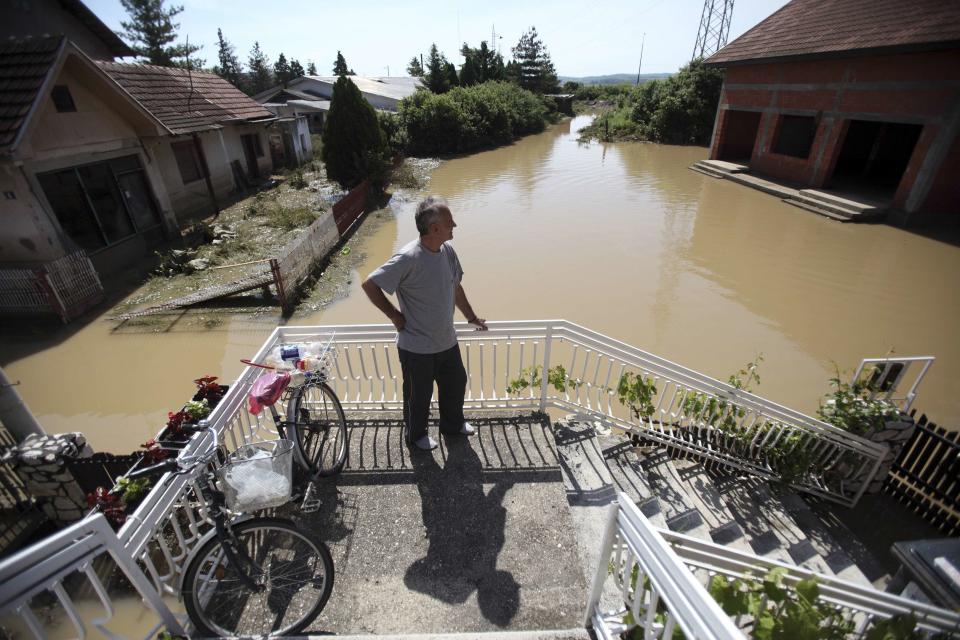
[0,513,184,638]
[586,492,746,640]
[658,527,960,635]
[854,356,935,413]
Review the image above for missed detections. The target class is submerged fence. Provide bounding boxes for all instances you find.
[0,251,103,322]
[884,412,960,536]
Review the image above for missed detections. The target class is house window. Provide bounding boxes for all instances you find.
[172,139,204,184]
[51,85,76,113]
[37,155,160,252]
[772,115,817,159]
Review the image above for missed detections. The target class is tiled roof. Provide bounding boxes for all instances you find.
[708,0,960,65]
[0,36,64,151]
[97,62,274,134]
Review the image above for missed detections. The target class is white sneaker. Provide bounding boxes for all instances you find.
[460,422,476,436]
[414,435,438,450]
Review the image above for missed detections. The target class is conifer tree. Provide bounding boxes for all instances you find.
[407,56,424,77]
[289,59,305,80]
[213,28,242,89]
[247,41,273,94]
[274,52,291,86]
[306,60,318,75]
[321,76,389,189]
[459,55,478,86]
[333,51,354,76]
[119,0,201,67]
[424,44,449,94]
[511,26,558,93]
[444,61,459,88]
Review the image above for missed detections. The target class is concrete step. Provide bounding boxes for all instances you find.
[696,159,750,174]
[798,189,886,215]
[708,472,838,576]
[321,630,591,640]
[690,163,725,178]
[634,448,712,541]
[665,457,753,553]
[726,172,800,198]
[596,431,667,529]
[783,198,855,222]
[772,486,875,587]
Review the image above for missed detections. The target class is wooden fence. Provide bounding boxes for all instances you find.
[883,411,960,536]
[0,251,103,323]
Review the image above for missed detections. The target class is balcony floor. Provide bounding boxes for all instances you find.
[281,412,590,636]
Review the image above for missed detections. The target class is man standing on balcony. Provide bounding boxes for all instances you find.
[361,195,488,451]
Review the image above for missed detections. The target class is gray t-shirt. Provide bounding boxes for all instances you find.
[369,239,463,354]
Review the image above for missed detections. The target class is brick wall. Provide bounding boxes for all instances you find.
[712,48,960,217]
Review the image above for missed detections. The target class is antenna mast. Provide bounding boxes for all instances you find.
[692,0,734,60]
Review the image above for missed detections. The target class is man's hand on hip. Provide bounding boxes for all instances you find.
[390,311,406,331]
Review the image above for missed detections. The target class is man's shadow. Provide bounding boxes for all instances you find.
[404,436,520,626]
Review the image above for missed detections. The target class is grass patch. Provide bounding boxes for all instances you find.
[391,161,424,189]
[266,204,317,230]
[579,107,644,141]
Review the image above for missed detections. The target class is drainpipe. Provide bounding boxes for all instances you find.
[192,133,220,219]
[0,367,44,442]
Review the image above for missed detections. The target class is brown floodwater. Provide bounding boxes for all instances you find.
[2,115,958,453]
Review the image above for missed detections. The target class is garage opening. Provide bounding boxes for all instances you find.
[716,110,761,162]
[829,120,922,197]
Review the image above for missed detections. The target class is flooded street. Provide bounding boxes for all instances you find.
[3,114,959,452]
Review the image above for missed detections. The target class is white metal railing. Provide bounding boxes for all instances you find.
[660,527,960,637]
[853,356,935,413]
[0,513,184,638]
[587,493,960,639]
[270,320,888,507]
[586,493,745,639]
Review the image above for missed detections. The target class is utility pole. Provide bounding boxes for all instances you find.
[636,33,646,85]
[692,0,735,60]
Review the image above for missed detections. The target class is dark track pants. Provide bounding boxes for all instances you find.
[398,344,467,444]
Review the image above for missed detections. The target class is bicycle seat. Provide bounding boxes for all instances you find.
[248,371,292,415]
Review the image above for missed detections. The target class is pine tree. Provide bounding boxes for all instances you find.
[119,0,201,67]
[407,56,424,77]
[511,26,558,93]
[247,41,273,94]
[274,52,291,86]
[459,55,478,86]
[425,44,449,94]
[444,61,459,88]
[289,59,305,80]
[333,51,354,76]
[213,28,242,89]
[321,75,389,189]
[306,60,318,76]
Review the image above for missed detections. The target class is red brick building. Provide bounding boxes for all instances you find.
[705,0,960,225]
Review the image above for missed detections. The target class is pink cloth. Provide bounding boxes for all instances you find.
[248,372,291,415]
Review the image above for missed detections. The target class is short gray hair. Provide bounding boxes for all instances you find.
[415,196,448,235]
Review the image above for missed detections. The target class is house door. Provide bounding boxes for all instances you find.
[716,110,761,162]
[241,134,260,179]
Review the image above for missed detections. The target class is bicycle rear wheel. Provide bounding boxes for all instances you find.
[287,381,348,477]
[182,517,334,637]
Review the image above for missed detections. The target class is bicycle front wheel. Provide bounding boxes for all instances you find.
[182,518,334,637]
[287,382,348,477]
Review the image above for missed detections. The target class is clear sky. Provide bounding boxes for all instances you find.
[87,0,790,77]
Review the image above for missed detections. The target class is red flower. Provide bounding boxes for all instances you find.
[141,439,171,463]
[87,487,126,526]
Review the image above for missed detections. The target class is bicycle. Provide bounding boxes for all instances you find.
[129,428,334,637]
[244,333,349,479]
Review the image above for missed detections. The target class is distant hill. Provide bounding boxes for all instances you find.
[559,73,673,85]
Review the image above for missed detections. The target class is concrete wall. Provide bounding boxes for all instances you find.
[710,49,960,221]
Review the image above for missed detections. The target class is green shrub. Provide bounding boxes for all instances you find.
[398,81,548,156]
[267,204,316,230]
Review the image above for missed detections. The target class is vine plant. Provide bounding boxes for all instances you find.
[619,563,929,639]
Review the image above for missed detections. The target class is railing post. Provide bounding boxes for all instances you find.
[583,500,620,628]
[539,324,553,413]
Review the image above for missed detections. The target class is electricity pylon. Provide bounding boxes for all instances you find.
[692,0,734,60]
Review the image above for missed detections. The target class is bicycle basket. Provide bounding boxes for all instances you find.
[216,439,294,511]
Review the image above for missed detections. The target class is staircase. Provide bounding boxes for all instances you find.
[556,417,883,591]
[784,189,888,222]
